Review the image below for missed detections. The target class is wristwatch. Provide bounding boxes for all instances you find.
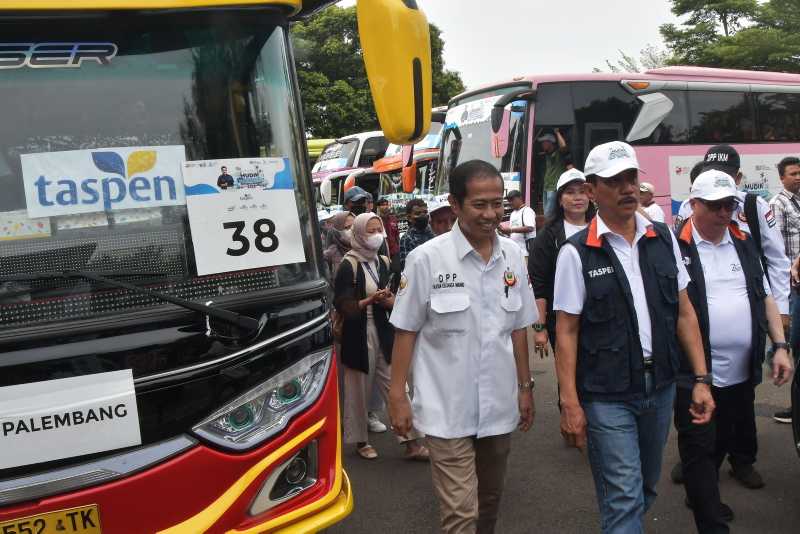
[532,323,545,332]
[518,378,535,391]
[693,374,713,385]
[772,341,790,352]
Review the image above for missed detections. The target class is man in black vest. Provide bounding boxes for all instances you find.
[675,170,794,532]
[553,141,715,534]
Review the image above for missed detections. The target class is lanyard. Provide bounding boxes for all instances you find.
[362,261,380,286]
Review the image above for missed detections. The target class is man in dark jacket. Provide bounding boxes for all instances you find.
[674,170,793,532]
[553,141,715,534]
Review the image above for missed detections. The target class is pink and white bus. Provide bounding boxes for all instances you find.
[435,67,800,223]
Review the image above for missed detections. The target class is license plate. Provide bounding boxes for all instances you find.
[0,505,101,534]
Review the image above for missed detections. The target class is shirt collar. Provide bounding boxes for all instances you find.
[587,211,655,248]
[451,221,503,262]
[678,216,746,245]
[691,223,732,246]
[782,189,800,202]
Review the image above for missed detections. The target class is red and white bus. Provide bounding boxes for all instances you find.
[436,67,800,223]
[0,1,432,532]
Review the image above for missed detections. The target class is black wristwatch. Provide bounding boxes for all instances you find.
[693,374,713,385]
[532,323,545,332]
[772,341,790,352]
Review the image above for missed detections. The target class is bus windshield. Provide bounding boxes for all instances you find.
[436,92,528,195]
[0,9,318,331]
[312,139,359,173]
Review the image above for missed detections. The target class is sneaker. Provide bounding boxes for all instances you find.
[684,497,734,522]
[773,409,792,424]
[729,464,765,489]
[367,412,387,433]
[670,462,684,484]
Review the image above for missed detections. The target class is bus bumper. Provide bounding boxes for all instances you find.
[0,356,352,533]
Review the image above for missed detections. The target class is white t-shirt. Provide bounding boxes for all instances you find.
[563,220,587,239]
[509,205,536,255]
[676,191,790,314]
[690,224,770,387]
[553,212,690,359]
[390,222,538,439]
[643,202,665,223]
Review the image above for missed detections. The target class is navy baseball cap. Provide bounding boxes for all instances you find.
[344,186,370,203]
[703,144,740,176]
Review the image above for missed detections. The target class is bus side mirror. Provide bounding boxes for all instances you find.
[357,0,432,144]
[491,107,511,159]
[320,178,332,206]
[401,145,416,193]
[626,93,674,143]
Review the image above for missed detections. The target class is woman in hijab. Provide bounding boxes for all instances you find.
[324,211,354,276]
[334,213,427,460]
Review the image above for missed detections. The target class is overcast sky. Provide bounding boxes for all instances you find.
[339,0,682,89]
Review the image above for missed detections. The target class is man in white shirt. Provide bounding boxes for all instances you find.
[501,190,536,257]
[674,170,793,531]
[389,160,537,534]
[675,145,791,319]
[553,141,714,534]
[639,181,665,223]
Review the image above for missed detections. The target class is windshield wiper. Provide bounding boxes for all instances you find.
[0,271,262,334]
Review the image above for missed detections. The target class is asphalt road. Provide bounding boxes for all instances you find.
[329,352,800,534]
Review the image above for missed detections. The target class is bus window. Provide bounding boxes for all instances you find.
[756,92,800,141]
[357,135,389,167]
[571,82,639,162]
[633,90,690,145]
[688,91,755,143]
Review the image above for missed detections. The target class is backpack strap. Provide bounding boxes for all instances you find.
[744,193,769,281]
[342,254,358,287]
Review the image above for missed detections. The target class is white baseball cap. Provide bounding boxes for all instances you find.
[317,210,334,222]
[428,200,453,215]
[584,141,640,178]
[556,168,586,192]
[537,133,556,144]
[639,181,656,194]
[690,170,738,201]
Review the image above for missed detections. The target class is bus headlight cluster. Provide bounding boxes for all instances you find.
[193,349,331,451]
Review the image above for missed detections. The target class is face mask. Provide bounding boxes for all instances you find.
[413,215,429,230]
[365,233,384,250]
[351,205,367,216]
[343,229,353,240]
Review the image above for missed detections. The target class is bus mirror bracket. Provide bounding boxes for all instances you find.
[626,92,674,143]
[402,145,416,193]
[491,108,511,159]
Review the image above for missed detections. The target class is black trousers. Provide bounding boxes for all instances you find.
[674,386,729,534]
[675,381,758,533]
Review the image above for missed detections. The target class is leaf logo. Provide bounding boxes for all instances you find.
[92,150,157,179]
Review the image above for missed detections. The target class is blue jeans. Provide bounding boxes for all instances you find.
[583,375,676,534]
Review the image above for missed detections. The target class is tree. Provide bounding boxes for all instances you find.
[659,0,800,72]
[291,6,465,139]
[593,45,669,73]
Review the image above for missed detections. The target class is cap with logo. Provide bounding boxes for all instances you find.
[702,144,740,176]
[556,168,586,191]
[343,186,370,203]
[537,133,556,144]
[583,141,640,178]
[690,169,739,201]
[639,182,656,194]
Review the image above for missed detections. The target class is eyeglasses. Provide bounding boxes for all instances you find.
[699,198,738,212]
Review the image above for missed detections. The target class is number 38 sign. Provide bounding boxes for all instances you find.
[182,157,307,276]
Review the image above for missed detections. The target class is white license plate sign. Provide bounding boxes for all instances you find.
[0,370,141,469]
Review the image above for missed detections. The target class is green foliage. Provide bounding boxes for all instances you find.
[661,0,800,72]
[291,6,465,139]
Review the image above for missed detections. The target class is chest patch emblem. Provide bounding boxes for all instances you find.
[588,266,615,278]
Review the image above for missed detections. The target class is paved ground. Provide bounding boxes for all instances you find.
[329,351,800,534]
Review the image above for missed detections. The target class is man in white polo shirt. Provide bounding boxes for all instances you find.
[501,190,536,257]
[674,170,794,532]
[554,141,714,534]
[389,159,537,534]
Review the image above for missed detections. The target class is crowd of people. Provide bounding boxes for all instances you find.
[317,141,798,534]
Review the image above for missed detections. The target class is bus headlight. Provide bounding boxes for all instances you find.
[193,349,331,451]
